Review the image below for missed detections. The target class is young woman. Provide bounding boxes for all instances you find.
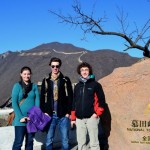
[12,66,40,150]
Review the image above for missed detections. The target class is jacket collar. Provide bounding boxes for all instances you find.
[49,72,64,80]
[78,74,95,83]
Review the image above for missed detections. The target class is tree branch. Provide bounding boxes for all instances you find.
[49,1,150,57]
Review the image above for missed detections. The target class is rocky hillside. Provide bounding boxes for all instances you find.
[0,42,139,106]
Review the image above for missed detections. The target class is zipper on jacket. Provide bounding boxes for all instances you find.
[81,83,85,118]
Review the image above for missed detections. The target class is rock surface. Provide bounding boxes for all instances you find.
[99,58,150,150]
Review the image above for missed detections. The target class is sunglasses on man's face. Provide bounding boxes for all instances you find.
[51,65,60,68]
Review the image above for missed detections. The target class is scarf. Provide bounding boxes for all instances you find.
[19,80,32,98]
[51,73,60,101]
[78,74,95,83]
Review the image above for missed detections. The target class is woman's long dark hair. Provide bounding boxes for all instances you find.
[20,66,32,74]
[20,66,32,98]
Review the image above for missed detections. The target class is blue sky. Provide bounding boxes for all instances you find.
[0,0,149,58]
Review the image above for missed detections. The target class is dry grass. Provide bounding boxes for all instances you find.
[0,118,7,127]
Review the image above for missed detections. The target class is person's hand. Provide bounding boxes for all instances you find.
[71,121,76,130]
[45,113,49,116]
[91,113,98,118]
[71,120,76,126]
[65,114,70,118]
[20,117,29,122]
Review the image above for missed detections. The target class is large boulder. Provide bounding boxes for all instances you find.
[99,58,150,150]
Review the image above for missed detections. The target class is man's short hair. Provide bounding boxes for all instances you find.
[49,57,62,67]
[77,62,93,75]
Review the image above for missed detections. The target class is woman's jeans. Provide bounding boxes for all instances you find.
[12,126,35,150]
[45,115,70,150]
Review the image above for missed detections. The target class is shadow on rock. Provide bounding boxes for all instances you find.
[99,103,111,150]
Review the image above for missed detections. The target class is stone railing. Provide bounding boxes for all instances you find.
[0,126,77,150]
[0,110,77,150]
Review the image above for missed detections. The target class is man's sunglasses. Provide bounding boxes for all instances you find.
[51,65,60,68]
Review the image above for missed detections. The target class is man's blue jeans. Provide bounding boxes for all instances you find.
[12,126,35,150]
[45,115,70,150]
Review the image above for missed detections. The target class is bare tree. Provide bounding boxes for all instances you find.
[49,1,150,57]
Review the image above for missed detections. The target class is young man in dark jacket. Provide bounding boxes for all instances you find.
[40,57,73,150]
[71,62,105,150]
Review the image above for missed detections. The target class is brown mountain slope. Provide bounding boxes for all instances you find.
[0,42,139,105]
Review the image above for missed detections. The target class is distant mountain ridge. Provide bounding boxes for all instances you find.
[0,42,139,105]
